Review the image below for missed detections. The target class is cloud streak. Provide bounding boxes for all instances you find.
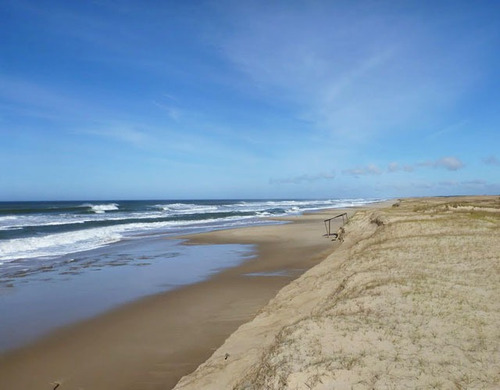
[483,155,500,166]
[342,164,381,177]
[78,126,151,147]
[213,1,490,142]
[2,1,498,199]
[419,157,465,171]
[0,75,89,120]
[343,156,464,178]
[270,171,335,185]
[435,157,465,171]
[438,180,486,187]
[388,162,414,173]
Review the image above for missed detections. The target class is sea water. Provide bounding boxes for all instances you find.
[0,199,379,352]
[0,238,254,352]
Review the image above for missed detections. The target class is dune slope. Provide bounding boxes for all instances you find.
[174,196,500,390]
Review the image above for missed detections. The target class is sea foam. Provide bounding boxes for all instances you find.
[0,226,123,262]
[0,215,269,262]
[0,198,383,264]
[82,203,119,214]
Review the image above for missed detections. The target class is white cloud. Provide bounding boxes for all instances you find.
[388,162,399,172]
[418,157,464,171]
[342,164,381,177]
[435,157,464,171]
[388,162,414,173]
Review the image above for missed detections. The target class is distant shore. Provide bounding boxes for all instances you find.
[0,206,355,389]
[173,196,500,389]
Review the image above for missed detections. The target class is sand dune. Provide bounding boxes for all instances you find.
[174,196,500,389]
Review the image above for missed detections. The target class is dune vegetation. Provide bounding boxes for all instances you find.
[174,196,500,390]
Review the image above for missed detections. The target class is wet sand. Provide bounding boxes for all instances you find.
[0,240,254,354]
[0,208,352,390]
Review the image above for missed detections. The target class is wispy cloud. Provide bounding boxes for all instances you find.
[270,171,335,185]
[342,164,381,177]
[153,101,182,121]
[483,155,500,166]
[419,157,465,171]
[463,180,486,186]
[426,120,468,140]
[2,1,498,200]
[388,162,414,173]
[438,179,487,187]
[78,126,151,147]
[0,75,88,120]
[213,2,486,141]
[152,94,183,121]
[436,157,465,171]
[343,156,464,177]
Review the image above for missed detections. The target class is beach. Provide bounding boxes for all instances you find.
[173,196,500,389]
[1,196,498,389]
[3,1,499,388]
[0,199,373,353]
[0,207,351,389]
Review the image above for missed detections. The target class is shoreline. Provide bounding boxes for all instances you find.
[0,206,357,389]
[173,196,499,389]
[0,239,255,354]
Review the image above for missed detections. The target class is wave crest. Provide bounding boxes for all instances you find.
[82,203,119,214]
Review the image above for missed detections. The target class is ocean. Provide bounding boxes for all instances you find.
[0,198,378,352]
[0,199,379,280]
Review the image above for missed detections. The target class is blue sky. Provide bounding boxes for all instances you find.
[1,0,499,200]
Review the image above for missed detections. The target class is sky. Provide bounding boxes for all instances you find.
[0,0,499,200]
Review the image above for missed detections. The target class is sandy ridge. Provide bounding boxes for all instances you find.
[173,196,500,389]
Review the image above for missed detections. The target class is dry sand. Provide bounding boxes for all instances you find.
[173,196,500,390]
[0,209,348,390]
